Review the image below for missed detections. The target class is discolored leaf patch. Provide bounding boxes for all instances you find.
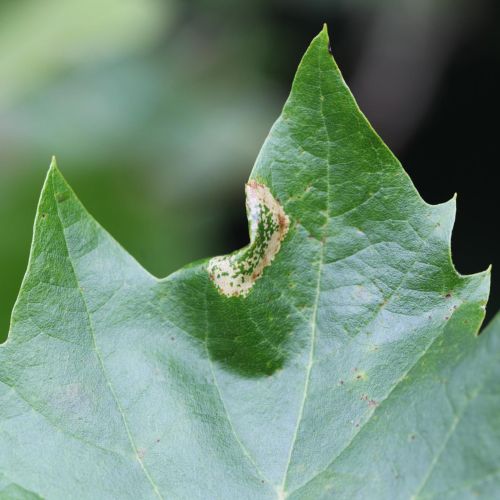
[208,180,289,297]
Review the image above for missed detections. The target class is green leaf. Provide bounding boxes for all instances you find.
[0,27,496,499]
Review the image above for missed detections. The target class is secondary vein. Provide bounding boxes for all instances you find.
[52,175,163,500]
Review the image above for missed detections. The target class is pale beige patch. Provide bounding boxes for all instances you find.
[208,180,289,297]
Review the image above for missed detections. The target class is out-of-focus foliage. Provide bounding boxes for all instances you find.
[0,0,170,106]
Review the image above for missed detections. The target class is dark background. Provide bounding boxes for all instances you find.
[0,0,498,342]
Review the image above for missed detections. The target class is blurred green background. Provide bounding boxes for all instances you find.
[1,0,499,341]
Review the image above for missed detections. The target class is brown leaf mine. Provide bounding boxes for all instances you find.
[208,180,290,297]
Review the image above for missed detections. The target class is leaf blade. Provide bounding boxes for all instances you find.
[0,27,494,499]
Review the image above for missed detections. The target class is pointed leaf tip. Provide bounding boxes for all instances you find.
[49,155,58,171]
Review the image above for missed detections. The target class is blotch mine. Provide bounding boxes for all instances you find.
[207,180,290,297]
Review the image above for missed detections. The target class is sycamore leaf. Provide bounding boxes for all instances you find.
[0,27,497,499]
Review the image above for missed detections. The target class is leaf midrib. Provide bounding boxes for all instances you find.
[279,46,449,497]
[280,48,332,496]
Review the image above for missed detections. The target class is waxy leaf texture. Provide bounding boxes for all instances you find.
[1,27,498,499]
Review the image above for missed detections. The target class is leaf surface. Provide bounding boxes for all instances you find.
[0,27,496,499]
